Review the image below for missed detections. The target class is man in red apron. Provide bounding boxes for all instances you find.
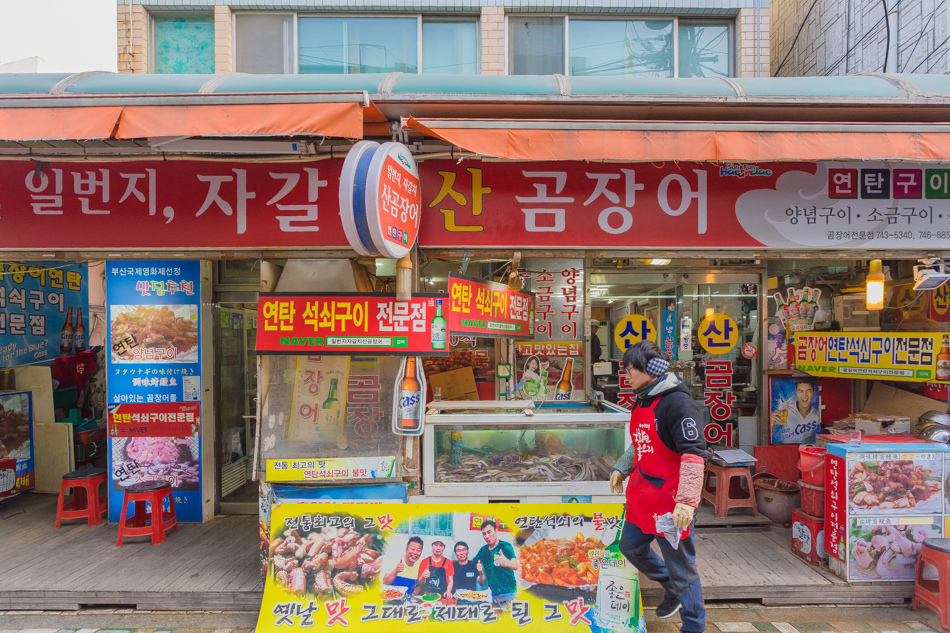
[610,341,707,633]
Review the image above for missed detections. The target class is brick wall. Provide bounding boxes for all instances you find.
[117,3,148,74]
[480,6,505,75]
[215,5,234,74]
[737,7,770,77]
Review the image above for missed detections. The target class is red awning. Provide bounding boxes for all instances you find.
[403,117,950,162]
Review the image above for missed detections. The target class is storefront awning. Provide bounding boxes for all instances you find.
[0,94,368,141]
[402,118,950,162]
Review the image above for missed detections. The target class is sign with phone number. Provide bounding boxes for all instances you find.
[447,274,535,340]
[257,293,451,356]
[794,331,948,382]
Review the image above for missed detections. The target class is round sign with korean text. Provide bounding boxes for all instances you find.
[613,315,657,352]
[932,284,950,316]
[365,142,421,259]
[339,140,382,257]
[698,314,739,355]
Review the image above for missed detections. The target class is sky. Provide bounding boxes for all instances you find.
[0,0,118,72]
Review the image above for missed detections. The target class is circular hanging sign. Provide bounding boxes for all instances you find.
[339,140,381,257]
[932,284,950,316]
[742,343,758,359]
[365,142,422,260]
[896,286,923,317]
[613,315,657,352]
[698,314,738,355]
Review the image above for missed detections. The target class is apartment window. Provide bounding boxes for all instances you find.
[152,16,214,74]
[510,16,733,77]
[235,14,294,74]
[299,17,418,74]
[569,19,672,77]
[422,20,478,74]
[678,22,731,78]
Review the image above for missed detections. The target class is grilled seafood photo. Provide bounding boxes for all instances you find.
[520,533,605,587]
[111,305,199,362]
[849,460,942,511]
[269,520,385,599]
[849,522,940,579]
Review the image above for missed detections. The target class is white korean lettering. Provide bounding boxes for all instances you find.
[516,171,573,233]
[267,168,327,232]
[73,169,110,214]
[658,169,707,234]
[25,168,64,215]
[196,169,257,234]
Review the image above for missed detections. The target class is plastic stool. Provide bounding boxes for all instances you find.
[702,463,758,518]
[912,538,950,632]
[116,480,178,547]
[55,468,107,528]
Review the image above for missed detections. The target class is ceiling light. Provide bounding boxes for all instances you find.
[866,259,885,311]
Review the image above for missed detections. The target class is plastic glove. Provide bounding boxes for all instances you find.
[672,502,695,529]
[609,470,625,494]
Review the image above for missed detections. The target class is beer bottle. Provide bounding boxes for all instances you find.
[59,306,74,355]
[320,378,344,448]
[937,335,950,381]
[400,356,422,431]
[431,299,447,350]
[73,307,87,353]
[555,358,574,401]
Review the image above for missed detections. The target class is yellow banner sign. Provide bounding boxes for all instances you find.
[266,457,397,482]
[794,331,950,382]
[257,503,644,633]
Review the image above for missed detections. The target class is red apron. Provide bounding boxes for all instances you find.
[624,396,690,538]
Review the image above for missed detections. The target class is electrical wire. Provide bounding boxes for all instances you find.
[899,4,939,72]
[882,0,890,72]
[773,0,821,76]
[822,0,907,76]
[909,34,950,73]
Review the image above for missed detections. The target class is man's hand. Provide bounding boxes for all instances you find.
[395,559,405,574]
[420,569,430,580]
[610,470,625,494]
[672,502,695,529]
[476,560,484,574]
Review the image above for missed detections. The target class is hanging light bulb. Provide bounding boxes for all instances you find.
[866,259,885,311]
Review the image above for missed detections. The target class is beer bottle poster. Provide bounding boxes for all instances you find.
[515,342,584,402]
[768,375,821,445]
[105,261,203,522]
[0,262,88,368]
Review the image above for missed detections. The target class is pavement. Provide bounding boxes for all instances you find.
[0,604,943,633]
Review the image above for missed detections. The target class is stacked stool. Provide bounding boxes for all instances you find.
[116,480,179,546]
[55,468,108,528]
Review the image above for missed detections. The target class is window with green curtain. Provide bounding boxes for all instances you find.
[299,17,417,74]
[422,21,477,74]
[678,22,731,78]
[509,17,564,75]
[153,16,215,74]
[569,19,673,77]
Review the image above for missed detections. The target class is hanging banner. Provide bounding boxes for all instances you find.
[257,293,450,357]
[256,503,645,633]
[795,331,949,382]
[514,342,584,401]
[519,259,584,341]
[106,260,203,522]
[418,160,950,250]
[660,310,676,360]
[447,274,535,340]
[0,262,88,367]
[0,160,348,250]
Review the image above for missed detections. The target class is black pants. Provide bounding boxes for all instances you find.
[618,519,706,632]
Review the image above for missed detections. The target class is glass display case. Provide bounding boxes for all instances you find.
[423,400,630,498]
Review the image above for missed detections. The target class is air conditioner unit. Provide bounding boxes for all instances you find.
[833,294,881,331]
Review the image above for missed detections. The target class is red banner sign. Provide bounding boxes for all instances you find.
[515,341,582,357]
[447,273,534,339]
[256,293,450,356]
[108,402,201,437]
[0,160,348,250]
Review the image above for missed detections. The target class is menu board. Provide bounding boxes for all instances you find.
[106,261,203,522]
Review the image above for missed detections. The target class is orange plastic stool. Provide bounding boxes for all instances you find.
[55,468,108,528]
[116,480,178,547]
[702,463,758,518]
[912,538,950,632]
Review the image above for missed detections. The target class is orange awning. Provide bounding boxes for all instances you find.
[0,106,123,141]
[403,117,950,162]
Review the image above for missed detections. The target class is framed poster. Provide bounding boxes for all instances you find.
[769,375,821,444]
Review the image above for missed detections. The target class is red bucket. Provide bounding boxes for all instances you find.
[798,479,825,517]
[798,445,826,487]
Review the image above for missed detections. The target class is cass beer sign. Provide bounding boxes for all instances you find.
[340,141,421,259]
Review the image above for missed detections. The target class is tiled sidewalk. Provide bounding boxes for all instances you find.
[0,604,943,633]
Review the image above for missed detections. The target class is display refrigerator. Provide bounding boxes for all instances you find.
[824,439,950,582]
[422,400,631,502]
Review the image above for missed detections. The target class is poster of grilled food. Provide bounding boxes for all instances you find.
[110,304,199,363]
[257,503,644,633]
[847,454,943,514]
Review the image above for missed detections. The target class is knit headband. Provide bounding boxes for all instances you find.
[645,357,671,377]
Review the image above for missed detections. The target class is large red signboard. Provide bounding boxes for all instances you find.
[108,402,201,437]
[0,160,347,250]
[447,273,534,339]
[257,293,450,356]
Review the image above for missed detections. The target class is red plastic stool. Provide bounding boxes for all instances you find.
[702,463,758,518]
[55,468,108,528]
[116,480,178,547]
[912,537,950,632]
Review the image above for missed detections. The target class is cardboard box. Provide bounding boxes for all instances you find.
[428,367,479,401]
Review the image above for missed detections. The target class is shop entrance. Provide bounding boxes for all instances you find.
[587,264,764,449]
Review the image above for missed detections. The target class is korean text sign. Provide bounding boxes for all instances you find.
[447,274,535,339]
[0,391,34,495]
[0,160,347,250]
[257,293,450,356]
[0,262,87,368]
[106,261,202,523]
[256,502,645,633]
[795,331,945,382]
